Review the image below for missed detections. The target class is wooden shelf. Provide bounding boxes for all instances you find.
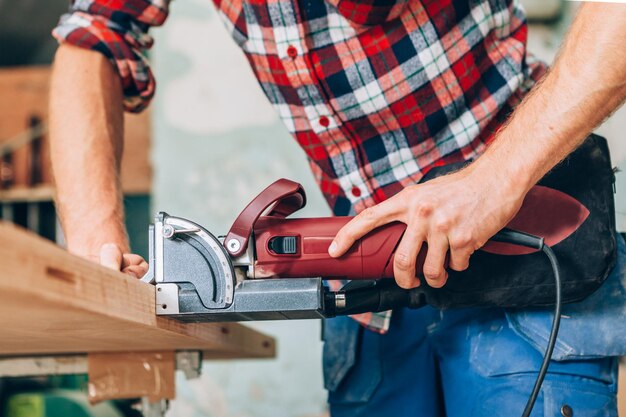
[0,185,55,203]
[0,66,152,195]
[0,222,275,359]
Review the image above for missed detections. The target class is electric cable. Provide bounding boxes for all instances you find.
[333,227,563,417]
[492,229,562,417]
[521,243,562,417]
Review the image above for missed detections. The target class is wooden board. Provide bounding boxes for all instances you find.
[0,222,275,359]
[0,66,152,195]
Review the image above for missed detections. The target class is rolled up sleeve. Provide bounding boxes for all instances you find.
[52,0,171,112]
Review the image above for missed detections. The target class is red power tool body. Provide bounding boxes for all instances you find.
[223,178,588,281]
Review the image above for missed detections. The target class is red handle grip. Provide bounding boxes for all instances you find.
[253,216,411,279]
[225,179,306,257]
[246,181,589,280]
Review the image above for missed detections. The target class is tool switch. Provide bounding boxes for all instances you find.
[269,236,298,255]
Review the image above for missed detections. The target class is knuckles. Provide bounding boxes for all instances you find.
[412,202,434,219]
[360,207,377,221]
[432,217,453,233]
[449,259,470,272]
[394,252,414,272]
[448,231,474,250]
[426,276,447,288]
[422,265,443,280]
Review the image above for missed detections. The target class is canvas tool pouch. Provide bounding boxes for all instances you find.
[418,134,617,308]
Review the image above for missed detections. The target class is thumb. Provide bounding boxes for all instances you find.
[100,243,123,271]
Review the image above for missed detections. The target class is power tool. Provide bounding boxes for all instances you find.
[141,178,587,321]
[141,135,617,417]
[141,134,617,321]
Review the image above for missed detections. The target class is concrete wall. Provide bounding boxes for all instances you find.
[152,2,625,416]
[152,2,328,417]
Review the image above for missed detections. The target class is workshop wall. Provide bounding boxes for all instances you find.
[152,1,329,417]
[151,1,626,417]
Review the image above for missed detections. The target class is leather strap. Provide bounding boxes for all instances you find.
[224,178,306,257]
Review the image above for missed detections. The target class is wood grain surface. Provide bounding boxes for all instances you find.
[0,222,275,359]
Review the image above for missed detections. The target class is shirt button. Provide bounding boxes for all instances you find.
[319,116,330,127]
[351,186,362,197]
[560,405,573,417]
[287,45,298,59]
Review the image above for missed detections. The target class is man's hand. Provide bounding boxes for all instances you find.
[74,242,148,278]
[98,244,149,278]
[329,166,525,289]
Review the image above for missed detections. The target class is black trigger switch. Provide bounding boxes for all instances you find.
[269,236,298,255]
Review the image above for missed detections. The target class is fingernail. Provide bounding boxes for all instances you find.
[328,241,338,256]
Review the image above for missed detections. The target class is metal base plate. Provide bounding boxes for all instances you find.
[156,278,326,322]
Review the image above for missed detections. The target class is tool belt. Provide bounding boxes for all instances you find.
[419,134,617,309]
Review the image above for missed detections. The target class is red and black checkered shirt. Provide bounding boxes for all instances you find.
[54,0,546,332]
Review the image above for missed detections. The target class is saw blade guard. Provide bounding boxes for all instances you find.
[142,212,235,310]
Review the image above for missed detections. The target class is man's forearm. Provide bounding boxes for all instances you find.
[331,3,626,287]
[49,44,129,258]
[472,3,626,192]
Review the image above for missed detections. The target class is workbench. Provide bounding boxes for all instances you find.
[0,221,276,415]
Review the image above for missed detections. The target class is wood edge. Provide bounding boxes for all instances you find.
[0,222,276,359]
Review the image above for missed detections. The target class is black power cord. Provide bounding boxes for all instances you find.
[331,228,563,416]
[492,229,562,417]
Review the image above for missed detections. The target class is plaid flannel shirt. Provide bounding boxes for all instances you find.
[53,0,546,333]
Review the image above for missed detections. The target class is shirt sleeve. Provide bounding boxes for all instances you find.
[52,0,171,112]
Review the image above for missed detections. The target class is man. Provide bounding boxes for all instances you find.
[50,0,626,415]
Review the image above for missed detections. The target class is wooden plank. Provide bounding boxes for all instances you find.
[87,352,176,403]
[0,222,275,359]
[0,66,152,194]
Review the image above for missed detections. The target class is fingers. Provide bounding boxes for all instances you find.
[329,201,399,257]
[123,264,149,278]
[422,234,449,288]
[448,246,473,272]
[121,254,147,269]
[100,244,147,279]
[393,227,424,289]
[447,231,474,271]
[121,254,148,279]
[100,243,123,271]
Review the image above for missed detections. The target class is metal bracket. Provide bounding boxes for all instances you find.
[132,398,169,417]
[175,351,202,380]
[156,283,180,315]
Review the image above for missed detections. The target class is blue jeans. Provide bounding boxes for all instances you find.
[324,236,626,417]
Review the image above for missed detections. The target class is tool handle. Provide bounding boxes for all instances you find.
[225,179,306,257]
[253,216,409,279]
[251,182,587,279]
